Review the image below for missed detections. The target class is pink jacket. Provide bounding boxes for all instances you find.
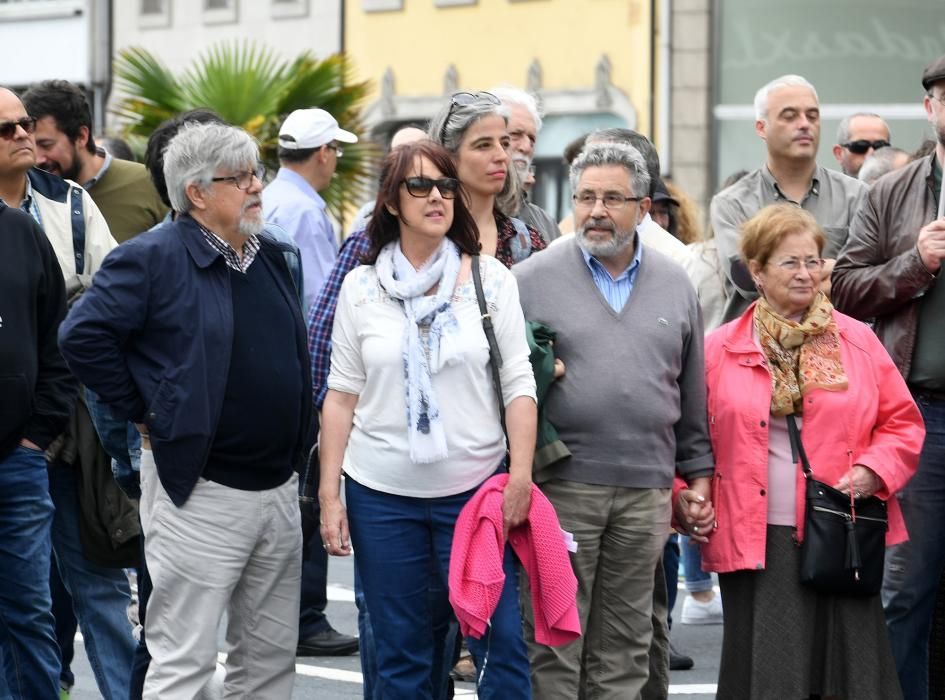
[449,474,581,647]
[700,305,924,574]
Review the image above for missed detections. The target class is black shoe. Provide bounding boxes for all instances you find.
[296,628,359,656]
[669,643,694,671]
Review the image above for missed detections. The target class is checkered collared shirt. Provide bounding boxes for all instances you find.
[198,224,261,273]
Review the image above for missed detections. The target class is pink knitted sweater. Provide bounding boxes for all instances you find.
[449,474,581,647]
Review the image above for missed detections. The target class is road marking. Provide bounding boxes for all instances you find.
[83,634,718,696]
[326,583,355,602]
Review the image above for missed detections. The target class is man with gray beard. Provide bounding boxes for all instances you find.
[59,122,311,697]
[513,141,714,698]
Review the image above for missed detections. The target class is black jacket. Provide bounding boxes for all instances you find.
[0,203,76,459]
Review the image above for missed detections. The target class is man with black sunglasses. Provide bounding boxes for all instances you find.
[832,112,892,178]
[0,85,128,699]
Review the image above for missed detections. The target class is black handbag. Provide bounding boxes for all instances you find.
[786,415,887,596]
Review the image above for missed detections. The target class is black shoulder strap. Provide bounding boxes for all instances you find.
[70,186,86,276]
[471,255,507,436]
[786,414,813,479]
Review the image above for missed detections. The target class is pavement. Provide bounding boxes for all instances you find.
[66,555,722,698]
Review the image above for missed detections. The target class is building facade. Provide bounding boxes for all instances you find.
[345,0,662,221]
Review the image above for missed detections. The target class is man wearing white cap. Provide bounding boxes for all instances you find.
[264,108,358,313]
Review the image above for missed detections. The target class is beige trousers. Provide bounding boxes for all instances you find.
[139,449,302,699]
[523,480,671,700]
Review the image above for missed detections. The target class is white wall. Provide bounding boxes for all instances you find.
[112,1,342,76]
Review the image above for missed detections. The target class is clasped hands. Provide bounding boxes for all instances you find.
[675,476,715,544]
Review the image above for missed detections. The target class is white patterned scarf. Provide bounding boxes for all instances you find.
[375,238,463,463]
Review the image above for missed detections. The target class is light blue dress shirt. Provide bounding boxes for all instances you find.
[263,167,337,314]
[580,236,644,312]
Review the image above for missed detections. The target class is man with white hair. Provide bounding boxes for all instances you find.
[858,146,911,185]
[490,86,560,242]
[515,141,714,698]
[59,122,311,697]
[710,74,867,322]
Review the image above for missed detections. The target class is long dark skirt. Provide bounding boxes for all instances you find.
[716,526,902,700]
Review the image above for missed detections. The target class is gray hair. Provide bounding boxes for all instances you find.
[427,92,509,154]
[836,112,888,144]
[754,74,818,122]
[427,93,521,215]
[858,147,911,185]
[164,122,259,213]
[586,128,660,196]
[489,86,543,132]
[570,142,651,199]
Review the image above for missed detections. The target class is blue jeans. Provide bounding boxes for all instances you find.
[346,477,531,700]
[883,394,945,700]
[48,462,135,700]
[355,557,456,700]
[0,446,60,698]
[85,389,141,499]
[680,535,713,593]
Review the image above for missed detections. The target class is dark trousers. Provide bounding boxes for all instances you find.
[299,534,332,638]
[128,535,151,700]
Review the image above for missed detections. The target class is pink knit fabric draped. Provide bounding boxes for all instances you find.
[449,474,581,646]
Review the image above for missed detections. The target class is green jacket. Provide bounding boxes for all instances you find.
[527,321,571,483]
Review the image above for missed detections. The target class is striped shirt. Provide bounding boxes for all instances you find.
[580,238,643,312]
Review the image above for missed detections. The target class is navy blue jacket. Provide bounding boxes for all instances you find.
[58,214,313,506]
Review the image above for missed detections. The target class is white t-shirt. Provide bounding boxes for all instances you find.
[328,255,537,498]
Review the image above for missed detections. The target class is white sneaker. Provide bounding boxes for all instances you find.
[681,593,723,625]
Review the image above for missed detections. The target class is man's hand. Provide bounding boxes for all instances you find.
[916,219,945,273]
[502,475,532,539]
[675,477,715,543]
[19,438,41,451]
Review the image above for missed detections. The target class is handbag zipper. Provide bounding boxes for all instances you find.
[811,505,886,524]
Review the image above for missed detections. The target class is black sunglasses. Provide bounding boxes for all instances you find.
[439,91,501,144]
[841,139,890,154]
[402,176,460,199]
[0,116,37,140]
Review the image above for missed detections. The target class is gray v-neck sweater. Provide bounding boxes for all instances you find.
[514,238,714,488]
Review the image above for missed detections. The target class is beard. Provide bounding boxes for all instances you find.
[576,217,636,258]
[237,196,264,237]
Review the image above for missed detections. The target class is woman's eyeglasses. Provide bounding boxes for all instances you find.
[439,91,501,144]
[402,176,460,199]
[771,257,825,272]
[0,116,37,140]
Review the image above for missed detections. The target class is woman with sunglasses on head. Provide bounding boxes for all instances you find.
[428,91,546,267]
[319,140,537,699]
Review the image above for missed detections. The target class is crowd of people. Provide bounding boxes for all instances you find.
[2,49,945,700]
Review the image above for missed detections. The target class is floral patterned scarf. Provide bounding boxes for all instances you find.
[753,292,848,416]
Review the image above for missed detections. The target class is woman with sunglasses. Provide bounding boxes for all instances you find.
[319,140,536,699]
[428,91,546,267]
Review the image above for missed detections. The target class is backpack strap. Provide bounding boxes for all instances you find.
[70,186,86,276]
